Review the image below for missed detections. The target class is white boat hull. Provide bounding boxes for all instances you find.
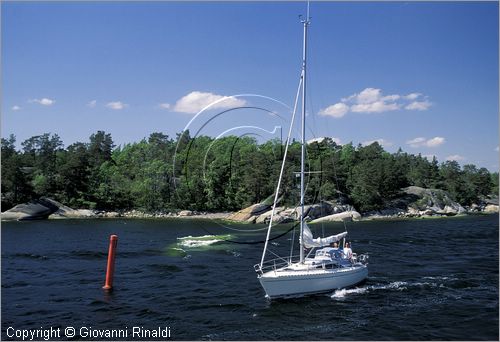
[258,264,368,298]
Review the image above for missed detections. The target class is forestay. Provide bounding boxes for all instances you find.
[300,223,347,249]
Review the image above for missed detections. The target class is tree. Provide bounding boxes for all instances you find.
[19,133,63,196]
[350,160,383,212]
[440,161,465,202]
[490,172,499,195]
[130,160,170,211]
[2,130,499,213]
[92,161,132,210]
[57,142,90,206]
[339,143,357,193]
[88,131,115,168]
[476,167,493,197]
[148,132,172,155]
[87,131,115,205]
[1,135,33,208]
[460,164,494,205]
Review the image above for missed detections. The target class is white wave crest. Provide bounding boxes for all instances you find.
[177,234,229,240]
[331,281,408,299]
[423,276,458,281]
[331,280,445,299]
[178,239,222,248]
[387,281,408,290]
[177,234,231,248]
[331,287,369,298]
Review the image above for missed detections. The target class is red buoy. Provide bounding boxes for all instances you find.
[103,235,118,291]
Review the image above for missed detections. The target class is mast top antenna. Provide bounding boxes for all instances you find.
[300,1,311,25]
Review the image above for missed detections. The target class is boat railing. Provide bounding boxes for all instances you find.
[356,253,369,264]
[254,255,301,275]
[255,252,369,274]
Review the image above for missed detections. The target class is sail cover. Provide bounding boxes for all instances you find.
[300,223,348,248]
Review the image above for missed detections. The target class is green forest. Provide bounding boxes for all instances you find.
[1,131,498,213]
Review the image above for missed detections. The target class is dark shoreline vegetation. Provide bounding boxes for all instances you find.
[1,131,498,217]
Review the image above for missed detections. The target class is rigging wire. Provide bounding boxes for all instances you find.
[329,141,349,233]
[289,222,296,260]
[260,69,304,267]
[192,219,299,245]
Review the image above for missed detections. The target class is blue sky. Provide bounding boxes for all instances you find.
[2,1,498,171]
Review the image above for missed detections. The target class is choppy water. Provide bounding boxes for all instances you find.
[2,215,498,340]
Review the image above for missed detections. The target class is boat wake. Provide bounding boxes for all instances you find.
[331,280,442,299]
[177,234,231,248]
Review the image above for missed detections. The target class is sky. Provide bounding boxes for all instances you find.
[2,1,499,171]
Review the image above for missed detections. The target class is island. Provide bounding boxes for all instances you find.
[2,131,498,222]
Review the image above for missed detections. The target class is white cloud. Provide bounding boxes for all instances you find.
[381,94,401,102]
[331,137,342,145]
[172,91,246,114]
[426,137,445,147]
[356,88,382,104]
[406,136,445,148]
[320,88,431,118]
[406,137,427,148]
[404,93,421,100]
[495,146,499,152]
[106,101,128,110]
[318,102,349,118]
[87,100,97,108]
[308,137,325,144]
[30,98,55,106]
[159,103,171,110]
[351,101,400,113]
[446,154,465,161]
[362,138,393,147]
[307,137,342,145]
[12,105,21,111]
[405,100,432,111]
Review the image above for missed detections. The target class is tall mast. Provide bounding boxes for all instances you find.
[299,6,310,264]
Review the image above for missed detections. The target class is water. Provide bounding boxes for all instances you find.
[2,215,498,340]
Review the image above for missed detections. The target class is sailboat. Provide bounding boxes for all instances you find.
[254,6,368,299]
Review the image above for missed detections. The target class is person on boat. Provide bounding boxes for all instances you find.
[328,242,343,261]
[343,242,353,260]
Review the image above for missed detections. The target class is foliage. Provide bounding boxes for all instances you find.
[1,132,498,212]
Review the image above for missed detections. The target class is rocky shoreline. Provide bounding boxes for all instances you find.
[224,186,498,224]
[1,186,498,223]
[0,198,233,221]
[94,209,232,220]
